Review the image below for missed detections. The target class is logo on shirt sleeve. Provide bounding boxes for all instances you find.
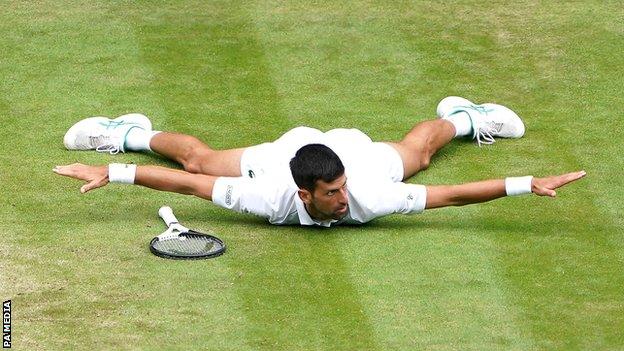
[225,185,233,206]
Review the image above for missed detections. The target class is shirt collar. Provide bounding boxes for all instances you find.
[294,195,337,227]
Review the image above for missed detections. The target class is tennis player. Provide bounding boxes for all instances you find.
[54,96,585,226]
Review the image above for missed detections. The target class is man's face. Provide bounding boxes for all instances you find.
[299,174,349,221]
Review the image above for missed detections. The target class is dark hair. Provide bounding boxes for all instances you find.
[289,144,345,191]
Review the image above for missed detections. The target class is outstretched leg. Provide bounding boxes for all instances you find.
[385,119,456,180]
[62,113,247,177]
[149,132,245,177]
[385,96,527,180]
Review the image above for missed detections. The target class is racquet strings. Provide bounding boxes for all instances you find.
[152,234,222,256]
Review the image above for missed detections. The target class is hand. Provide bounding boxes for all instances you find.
[532,170,586,197]
[53,163,109,193]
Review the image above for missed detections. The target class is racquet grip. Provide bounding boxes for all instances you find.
[158,206,179,227]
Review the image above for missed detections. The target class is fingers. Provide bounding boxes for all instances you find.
[54,163,109,193]
[53,163,84,178]
[533,184,557,197]
[80,180,96,193]
[80,176,109,193]
[558,170,586,187]
[53,165,74,177]
[532,170,586,197]
[553,170,587,189]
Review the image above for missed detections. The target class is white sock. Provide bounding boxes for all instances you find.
[125,128,161,152]
[445,111,473,137]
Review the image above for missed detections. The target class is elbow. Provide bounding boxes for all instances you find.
[425,185,465,209]
[188,174,215,201]
[192,188,213,201]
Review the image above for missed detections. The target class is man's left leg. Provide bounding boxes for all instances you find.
[384,119,455,180]
[385,96,526,180]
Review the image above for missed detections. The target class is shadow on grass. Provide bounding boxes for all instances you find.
[189,209,583,238]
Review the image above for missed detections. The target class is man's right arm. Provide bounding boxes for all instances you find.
[135,165,218,200]
[53,164,281,221]
[53,163,218,200]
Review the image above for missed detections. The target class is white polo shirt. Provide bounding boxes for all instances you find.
[210,127,428,226]
[212,173,427,226]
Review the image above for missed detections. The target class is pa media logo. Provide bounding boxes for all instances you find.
[2,300,10,349]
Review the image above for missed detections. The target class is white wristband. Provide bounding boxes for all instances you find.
[108,164,137,184]
[505,176,533,196]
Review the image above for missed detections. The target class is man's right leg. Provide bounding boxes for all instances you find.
[148,132,245,177]
[63,113,247,177]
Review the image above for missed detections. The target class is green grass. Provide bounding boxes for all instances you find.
[1,1,623,350]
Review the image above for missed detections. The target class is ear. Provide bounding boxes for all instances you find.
[298,188,312,204]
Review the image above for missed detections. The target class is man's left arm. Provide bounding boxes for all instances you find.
[424,171,586,209]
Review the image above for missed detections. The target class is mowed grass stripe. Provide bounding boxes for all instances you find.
[496,5,624,347]
[248,1,541,349]
[435,2,624,348]
[0,2,169,349]
[250,1,438,136]
[0,1,246,349]
[392,2,624,348]
[125,0,293,145]
[126,1,380,349]
[250,2,539,348]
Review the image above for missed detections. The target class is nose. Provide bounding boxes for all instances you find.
[337,187,348,205]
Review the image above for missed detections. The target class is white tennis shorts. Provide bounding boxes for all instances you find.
[240,126,404,182]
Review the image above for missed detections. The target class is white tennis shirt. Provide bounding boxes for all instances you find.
[210,127,428,227]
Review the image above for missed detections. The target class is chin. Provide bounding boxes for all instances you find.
[332,208,349,220]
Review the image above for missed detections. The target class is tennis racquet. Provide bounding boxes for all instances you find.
[150,206,226,260]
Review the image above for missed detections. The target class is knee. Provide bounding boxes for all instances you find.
[411,143,432,171]
[182,147,212,174]
[417,156,430,171]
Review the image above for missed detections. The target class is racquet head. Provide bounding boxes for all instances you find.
[150,206,226,260]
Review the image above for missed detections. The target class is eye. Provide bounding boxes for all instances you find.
[327,191,335,196]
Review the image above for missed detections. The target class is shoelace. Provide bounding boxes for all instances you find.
[474,123,496,146]
[90,135,121,154]
[449,105,497,147]
[94,120,139,154]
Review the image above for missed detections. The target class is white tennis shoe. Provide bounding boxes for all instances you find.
[63,113,152,154]
[437,96,525,146]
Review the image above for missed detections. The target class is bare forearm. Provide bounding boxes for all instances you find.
[134,166,217,200]
[424,171,586,209]
[53,163,218,200]
[426,179,506,209]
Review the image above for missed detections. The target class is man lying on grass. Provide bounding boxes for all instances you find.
[54,96,585,227]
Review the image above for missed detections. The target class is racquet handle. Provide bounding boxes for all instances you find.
[158,206,179,227]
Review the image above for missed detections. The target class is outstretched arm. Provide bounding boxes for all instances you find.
[425,171,586,209]
[53,163,218,200]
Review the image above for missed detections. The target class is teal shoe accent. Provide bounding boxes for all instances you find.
[122,126,143,152]
[446,104,495,138]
